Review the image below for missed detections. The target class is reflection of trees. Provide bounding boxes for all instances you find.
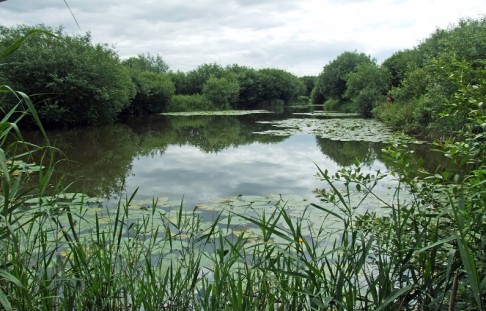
[376,143,458,175]
[316,137,381,167]
[123,116,173,157]
[26,124,142,198]
[25,114,288,198]
[164,115,287,153]
[316,136,454,175]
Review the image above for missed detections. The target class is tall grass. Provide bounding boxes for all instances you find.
[1,114,484,310]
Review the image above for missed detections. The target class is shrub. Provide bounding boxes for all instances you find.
[123,70,175,115]
[352,88,381,118]
[312,51,373,105]
[202,76,240,109]
[167,94,213,112]
[323,98,340,110]
[0,25,135,126]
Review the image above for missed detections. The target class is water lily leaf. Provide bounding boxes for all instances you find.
[254,118,408,143]
[161,110,271,116]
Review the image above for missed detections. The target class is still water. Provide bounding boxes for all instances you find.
[26,109,438,208]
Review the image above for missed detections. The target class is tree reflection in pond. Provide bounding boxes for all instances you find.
[315,137,383,167]
[24,112,442,207]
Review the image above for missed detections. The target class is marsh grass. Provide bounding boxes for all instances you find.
[2,118,485,310]
[1,98,484,309]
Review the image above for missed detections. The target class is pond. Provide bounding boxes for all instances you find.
[25,106,441,209]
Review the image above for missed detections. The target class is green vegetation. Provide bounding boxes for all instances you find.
[123,69,175,115]
[2,18,486,138]
[311,51,375,111]
[344,62,389,118]
[167,94,213,112]
[374,17,486,138]
[0,26,306,126]
[2,80,484,308]
[171,64,306,112]
[0,25,136,126]
[308,17,486,139]
[202,76,240,109]
[1,15,485,311]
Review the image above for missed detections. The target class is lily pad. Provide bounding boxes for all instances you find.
[255,118,403,143]
[293,112,360,118]
[161,110,271,116]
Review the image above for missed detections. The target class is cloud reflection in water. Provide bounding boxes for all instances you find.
[124,134,385,207]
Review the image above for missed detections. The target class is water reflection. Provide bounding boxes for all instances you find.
[126,135,330,206]
[315,137,383,167]
[24,111,442,207]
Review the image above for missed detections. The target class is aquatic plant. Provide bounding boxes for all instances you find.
[1,29,484,311]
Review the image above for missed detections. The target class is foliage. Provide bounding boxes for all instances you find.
[2,26,485,311]
[123,70,175,115]
[179,63,225,95]
[376,17,486,138]
[437,60,486,309]
[257,68,305,104]
[0,32,56,310]
[299,75,316,97]
[372,57,486,309]
[417,17,486,66]
[122,53,169,73]
[168,70,190,95]
[311,51,373,108]
[169,64,306,111]
[381,49,419,88]
[168,94,213,112]
[0,25,135,126]
[323,98,340,110]
[227,65,265,109]
[344,62,390,117]
[351,88,382,118]
[310,66,486,307]
[202,76,240,109]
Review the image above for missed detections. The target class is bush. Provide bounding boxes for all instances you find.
[312,51,373,105]
[167,94,213,112]
[323,98,340,110]
[123,71,175,115]
[373,100,416,132]
[202,76,240,109]
[352,88,381,118]
[0,25,135,126]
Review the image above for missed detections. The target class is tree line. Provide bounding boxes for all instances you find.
[311,16,486,139]
[1,17,486,139]
[0,25,305,127]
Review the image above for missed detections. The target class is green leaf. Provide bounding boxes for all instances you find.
[374,284,414,311]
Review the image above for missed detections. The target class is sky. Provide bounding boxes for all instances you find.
[0,0,484,76]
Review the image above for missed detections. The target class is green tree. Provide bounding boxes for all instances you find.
[258,68,305,103]
[122,53,169,74]
[417,17,486,66]
[376,17,486,137]
[123,70,175,115]
[312,51,373,107]
[202,76,240,109]
[0,25,135,126]
[227,65,264,109]
[168,70,189,95]
[183,63,225,95]
[382,49,419,87]
[344,62,390,117]
[300,75,316,97]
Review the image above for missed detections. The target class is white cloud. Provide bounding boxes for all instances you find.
[0,0,484,75]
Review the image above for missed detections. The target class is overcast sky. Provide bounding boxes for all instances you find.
[0,0,484,76]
